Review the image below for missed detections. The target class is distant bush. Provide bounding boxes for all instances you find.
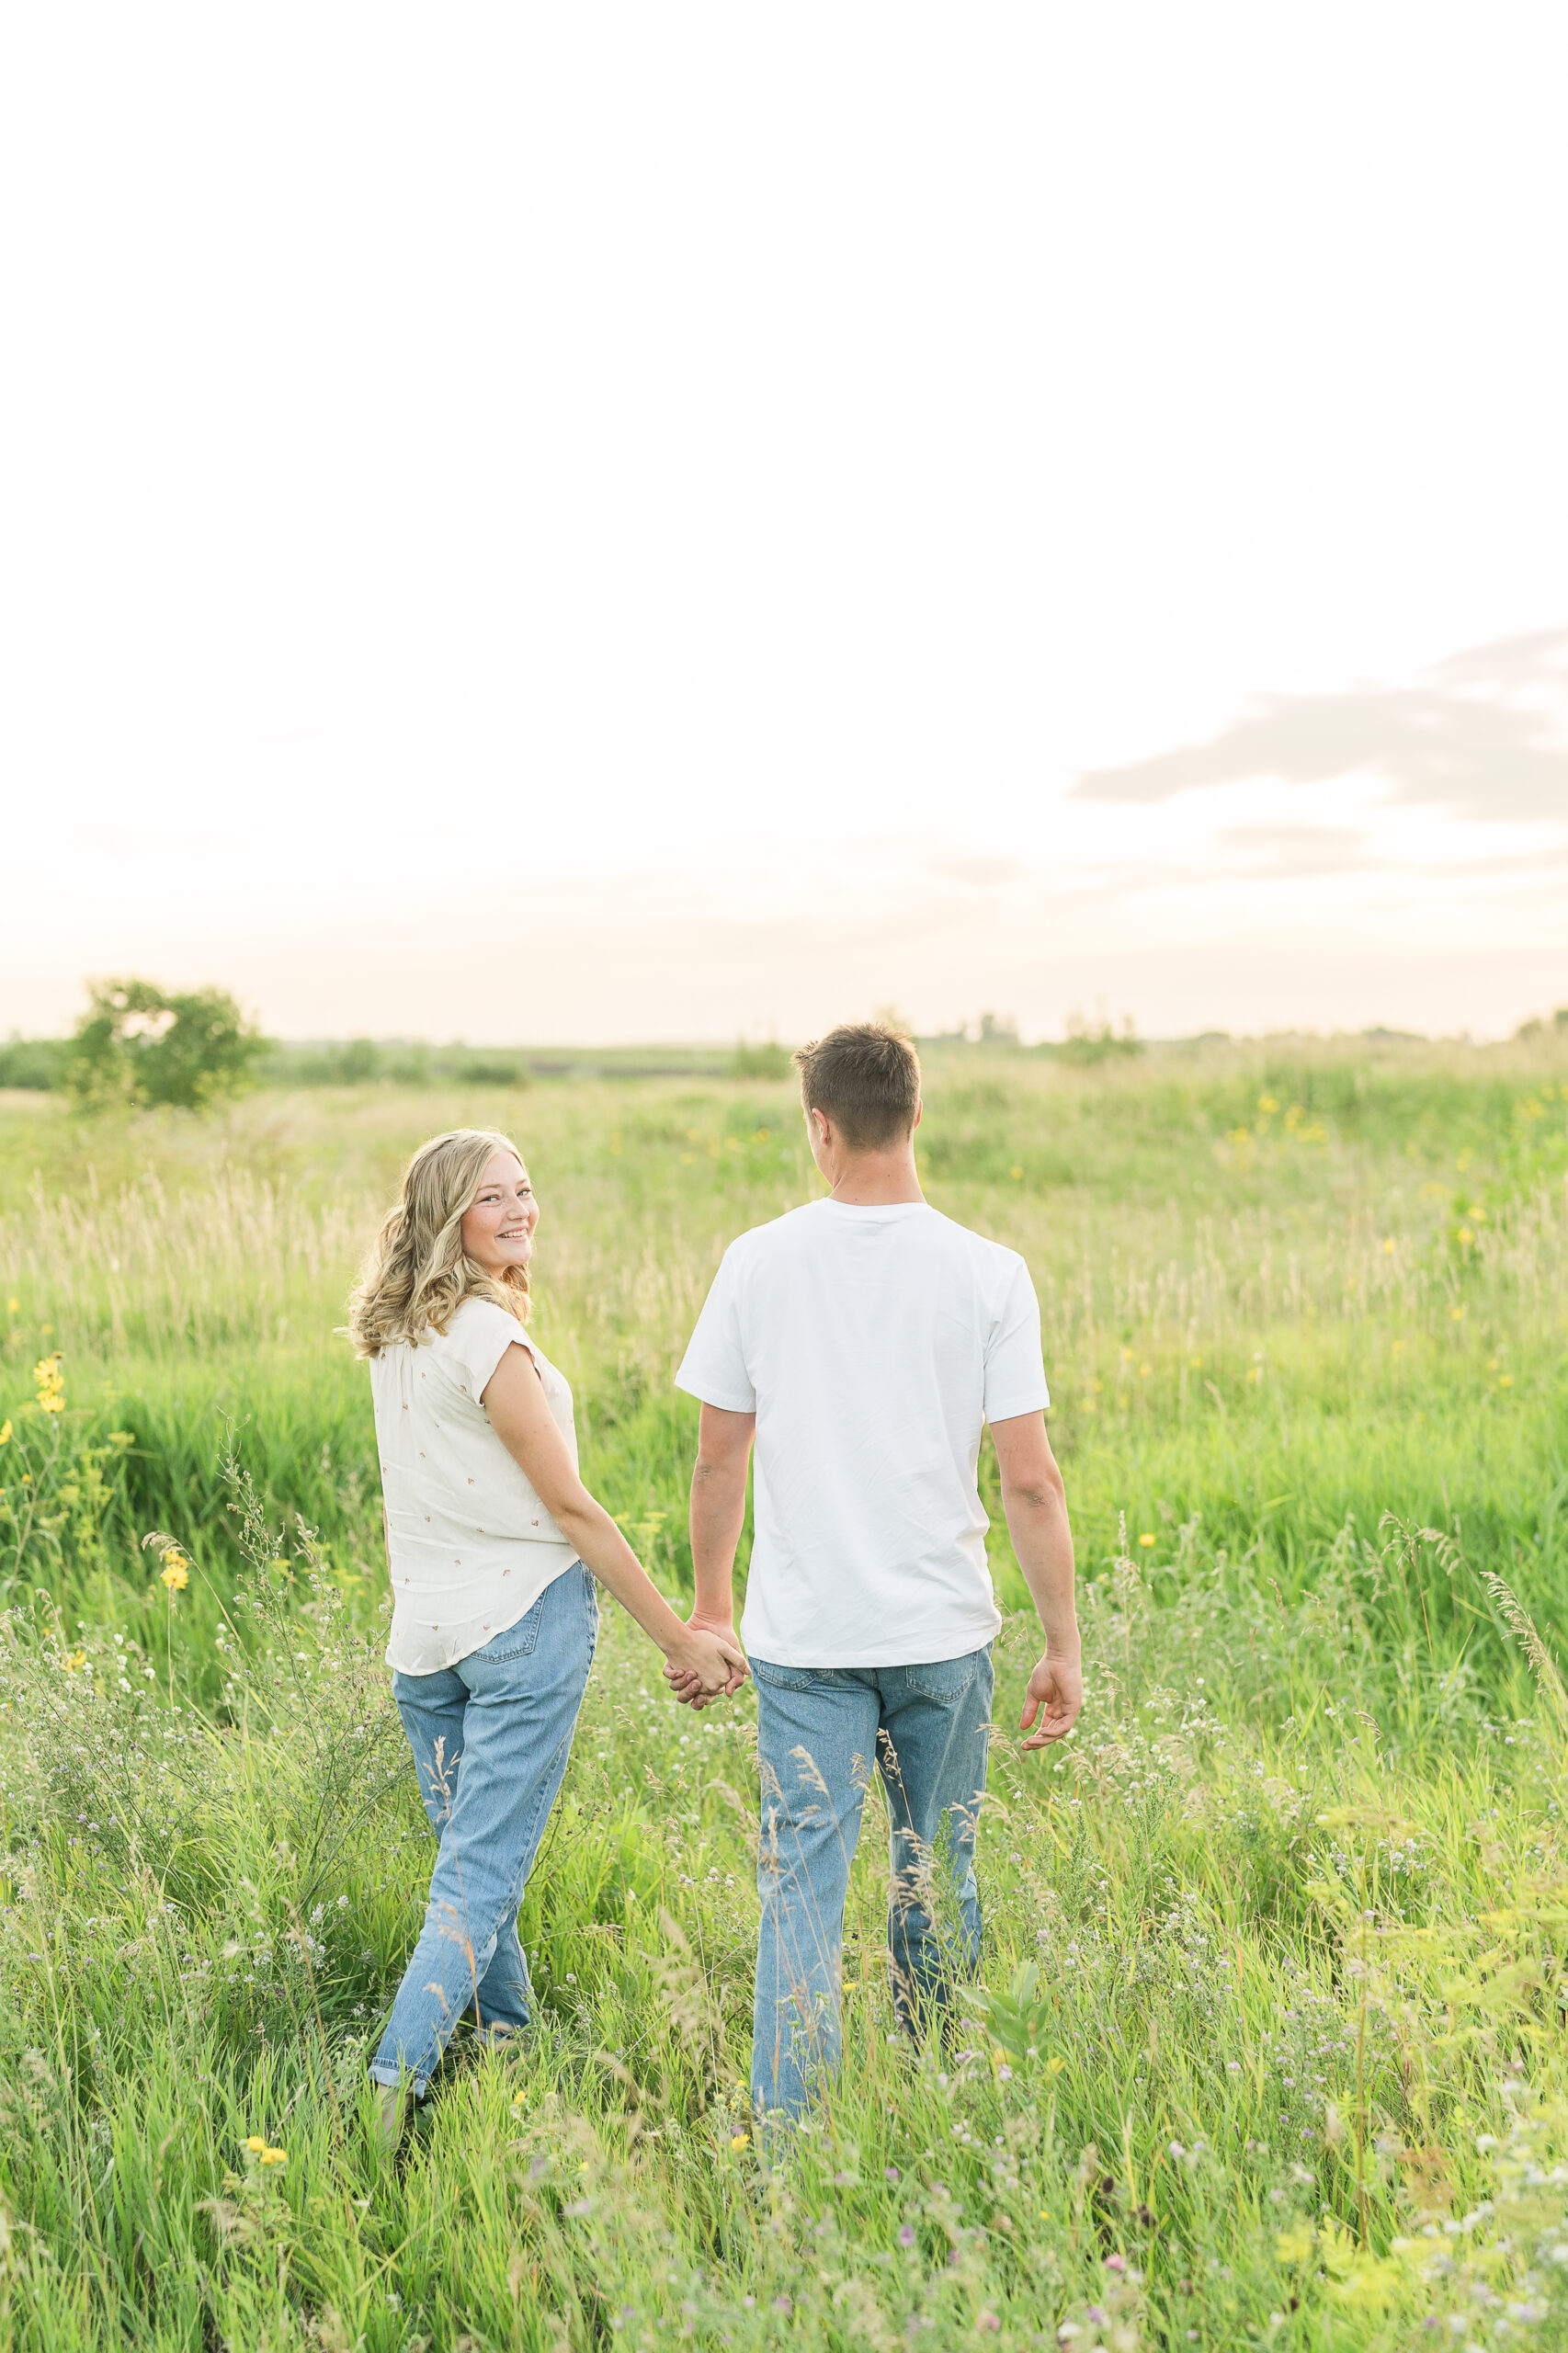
[1056,1012,1143,1066]
[335,1037,381,1084]
[62,978,267,1110]
[457,1052,530,1086]
[977,1011,1020,1048]
[728,1041,793,1080]
[275,1038,385,1086]
[257,1040,526,1087]
[0,1036,65,1091]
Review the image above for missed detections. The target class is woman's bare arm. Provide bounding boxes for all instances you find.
[482,1343,746,1695]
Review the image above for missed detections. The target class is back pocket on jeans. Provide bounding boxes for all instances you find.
[471,1589,549,1662]
[750,1657,849,1693]
[903,1654,980,1705]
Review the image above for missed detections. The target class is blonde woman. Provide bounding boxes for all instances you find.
[348,1128,745,2143]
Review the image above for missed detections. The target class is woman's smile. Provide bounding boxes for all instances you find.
[460,1149,540,1273]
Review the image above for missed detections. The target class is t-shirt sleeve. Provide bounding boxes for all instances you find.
[674,1250,756,1413]
[983,1258,1051,1423]
[443,1298,531,1402]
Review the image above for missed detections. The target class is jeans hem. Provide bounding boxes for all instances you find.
[368,2062,429,2099]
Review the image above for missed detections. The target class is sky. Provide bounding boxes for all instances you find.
[3,4,1566,1046]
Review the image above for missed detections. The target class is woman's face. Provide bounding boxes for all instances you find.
[460,1149,539,1277]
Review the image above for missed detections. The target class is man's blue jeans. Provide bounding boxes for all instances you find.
[369,1563,597,2098]
[749,1644,994,2120]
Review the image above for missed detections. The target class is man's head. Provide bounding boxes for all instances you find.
[794,1022,922,1157]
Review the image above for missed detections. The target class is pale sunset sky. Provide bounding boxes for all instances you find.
[4,5,1566,1044]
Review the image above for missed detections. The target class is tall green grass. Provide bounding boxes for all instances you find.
[2,1037,1568,2348]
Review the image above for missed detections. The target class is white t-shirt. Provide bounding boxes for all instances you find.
[675,1199,1049,1667]
[370,1294,579,1675]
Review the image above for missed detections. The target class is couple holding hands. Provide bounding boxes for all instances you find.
[351,1023,1083,2150]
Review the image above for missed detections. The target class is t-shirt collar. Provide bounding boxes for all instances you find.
[813,1197,932,1219]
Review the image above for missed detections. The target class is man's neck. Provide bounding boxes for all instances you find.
[824,1152,925,1207]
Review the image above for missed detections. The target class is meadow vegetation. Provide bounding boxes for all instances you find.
[2,1032,1567,2350]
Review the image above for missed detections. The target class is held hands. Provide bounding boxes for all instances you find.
[665,1613,748,1709]
[1019,1651,1084,1750]
[665,1614,749,1706]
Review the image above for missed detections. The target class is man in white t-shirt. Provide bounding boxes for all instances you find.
[669,1022,1084,2121]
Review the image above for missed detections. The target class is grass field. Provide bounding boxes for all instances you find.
[3,1033,1568,2351]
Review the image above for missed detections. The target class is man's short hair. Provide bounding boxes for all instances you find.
[795,1022,922,1152]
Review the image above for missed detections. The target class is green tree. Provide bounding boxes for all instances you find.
[62,978,267,1110]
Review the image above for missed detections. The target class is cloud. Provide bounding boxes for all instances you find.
[1072,628,1568,819]
[1217,824,1369,876]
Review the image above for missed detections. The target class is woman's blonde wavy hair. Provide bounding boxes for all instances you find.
[347,1128,531,1356]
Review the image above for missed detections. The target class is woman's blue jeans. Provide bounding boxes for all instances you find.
[369,1562,597,2097]
[749,1644,994,2121]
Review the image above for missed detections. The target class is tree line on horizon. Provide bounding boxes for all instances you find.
[3,977,1562,1115]
[0,982,1161,1111]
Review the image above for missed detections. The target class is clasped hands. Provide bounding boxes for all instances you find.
[665,1613,749,1711]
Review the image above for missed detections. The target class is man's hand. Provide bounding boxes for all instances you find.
[665,1612,748,1707]
[665,1619,748,1700]
[1019,1652,1084,1749]
[991,1412,1081,1751]
[673,1404,755,1707]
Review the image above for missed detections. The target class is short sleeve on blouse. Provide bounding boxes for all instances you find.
[441,1297,532,1401]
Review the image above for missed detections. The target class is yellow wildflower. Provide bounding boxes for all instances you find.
[6,1297,16,1314]
[1009,1165,1023,1180]
[33,1355,64,1414]
[245,2135,266,2153]
[1138,1533,1155,1549]
[65,1649,87,1673]
[260,2146,287,2165]
[1257,1095,1278,1114]
[731,2131,750,2152]
[0,1421,11,1446]
[160,1552,189,1592]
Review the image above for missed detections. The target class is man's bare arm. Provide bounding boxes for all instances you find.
[666,1403,755,1701]
[991,1410,1084,1749]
